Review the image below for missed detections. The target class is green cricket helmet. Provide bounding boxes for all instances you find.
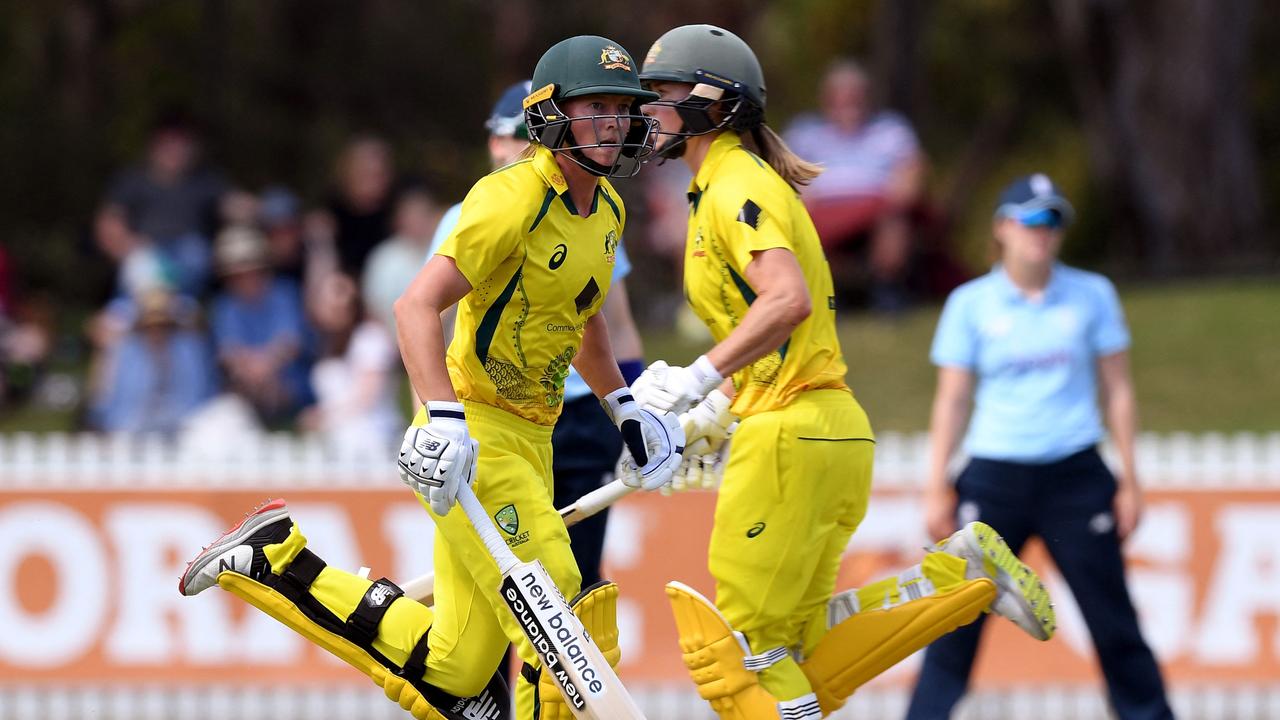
[524,35,660,178]
[639,24,767,158]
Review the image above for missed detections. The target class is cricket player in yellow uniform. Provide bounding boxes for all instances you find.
[632,26,1057,719]
[179,36,682,720]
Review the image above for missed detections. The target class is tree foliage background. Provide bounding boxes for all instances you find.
[1,0,1276,315]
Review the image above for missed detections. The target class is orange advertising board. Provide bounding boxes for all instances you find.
[3,484,1280,689]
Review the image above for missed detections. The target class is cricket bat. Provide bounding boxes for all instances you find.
[402,479,634,604]
[455,482,647,719]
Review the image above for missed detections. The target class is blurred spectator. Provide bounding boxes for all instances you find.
[258,186,306,280]
[210,225,311,425]
[325,135,398,278]
[299,272,401,452]
[784,59,926,311]
[0,244,51,405]
[88,288,216,434]
[361,187,443,331]
[95,114,228,296]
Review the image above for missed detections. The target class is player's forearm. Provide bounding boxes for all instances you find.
[574,314,628,397]
[1105,382,1139,488]
[394,297,457,403]
[602,281,643,361]
[928,373,972,491]
[705,291,809,377]
[1099,351,1139,487]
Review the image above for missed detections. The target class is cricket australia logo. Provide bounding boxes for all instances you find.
[495,504,520,535]
[603,230,618,265]
[599,45,632,72]
[692,228,707,258]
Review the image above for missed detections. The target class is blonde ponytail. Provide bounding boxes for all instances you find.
[741,125,823,191]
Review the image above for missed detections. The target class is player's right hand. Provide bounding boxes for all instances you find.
[631,356,723,415]
[398,401,478,516]
[602,388,685,491]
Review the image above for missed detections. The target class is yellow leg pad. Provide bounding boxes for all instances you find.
[801,577,996,716]
[537,581,623,720]
[666,581,781,720]
[218,573,446,720]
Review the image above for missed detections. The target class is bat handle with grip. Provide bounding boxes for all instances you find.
[457,483,520,576]
[562,479,636,521]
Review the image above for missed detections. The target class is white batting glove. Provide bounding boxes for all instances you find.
[398,402,478,516]
[664,426,734,495]
[631,355,723,415]
[680,389,736,454]
[602,388,685,491]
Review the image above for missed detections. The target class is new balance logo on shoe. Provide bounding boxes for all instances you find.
[460,689,501,719]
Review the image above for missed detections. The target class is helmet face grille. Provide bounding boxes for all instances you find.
[642,80,764,160]
[525,96,658,178]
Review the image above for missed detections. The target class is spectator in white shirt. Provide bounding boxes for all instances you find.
[785,59,926,311]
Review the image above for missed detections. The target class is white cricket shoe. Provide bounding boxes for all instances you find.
[935,521,1056,641]
[179,498,293,596]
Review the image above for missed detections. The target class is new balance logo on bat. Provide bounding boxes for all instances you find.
[502,576,588,710]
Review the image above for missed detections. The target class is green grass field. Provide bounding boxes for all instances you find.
[646,278,1280,433]
[1,279,1274,434]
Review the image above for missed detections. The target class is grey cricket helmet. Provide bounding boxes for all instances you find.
[638,25,767,157]
[641,24,766,110]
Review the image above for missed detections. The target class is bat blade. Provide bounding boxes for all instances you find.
[499,559,645,719]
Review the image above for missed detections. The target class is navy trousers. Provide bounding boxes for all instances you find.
[550,394,623,589]
[905,447,1174,720]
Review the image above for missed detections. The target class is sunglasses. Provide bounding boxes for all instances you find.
[1017,208,1065,229]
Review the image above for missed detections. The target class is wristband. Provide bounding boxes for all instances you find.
[425,400,466,422]
[619,358,645,387]
[691,354,724,390]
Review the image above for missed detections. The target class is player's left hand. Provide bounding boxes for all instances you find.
[664,430,733,495]
[602,388,685,491]
[680,389,736,454]
[1113,480,1144,542]
[631,355,723,415]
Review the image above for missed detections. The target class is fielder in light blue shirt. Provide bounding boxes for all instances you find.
[908,173,1171,720]
[931,260,1130,463]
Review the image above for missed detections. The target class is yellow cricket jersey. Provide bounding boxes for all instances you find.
[684,131,849,417]
[436,145,624,426]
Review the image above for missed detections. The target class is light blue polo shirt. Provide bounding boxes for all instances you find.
[430,201,632,404]
[426,202,463,260]
[931,263,1130,463]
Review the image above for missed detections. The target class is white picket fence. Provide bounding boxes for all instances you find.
[2,430,1279,489]
[3,684,1280,720]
